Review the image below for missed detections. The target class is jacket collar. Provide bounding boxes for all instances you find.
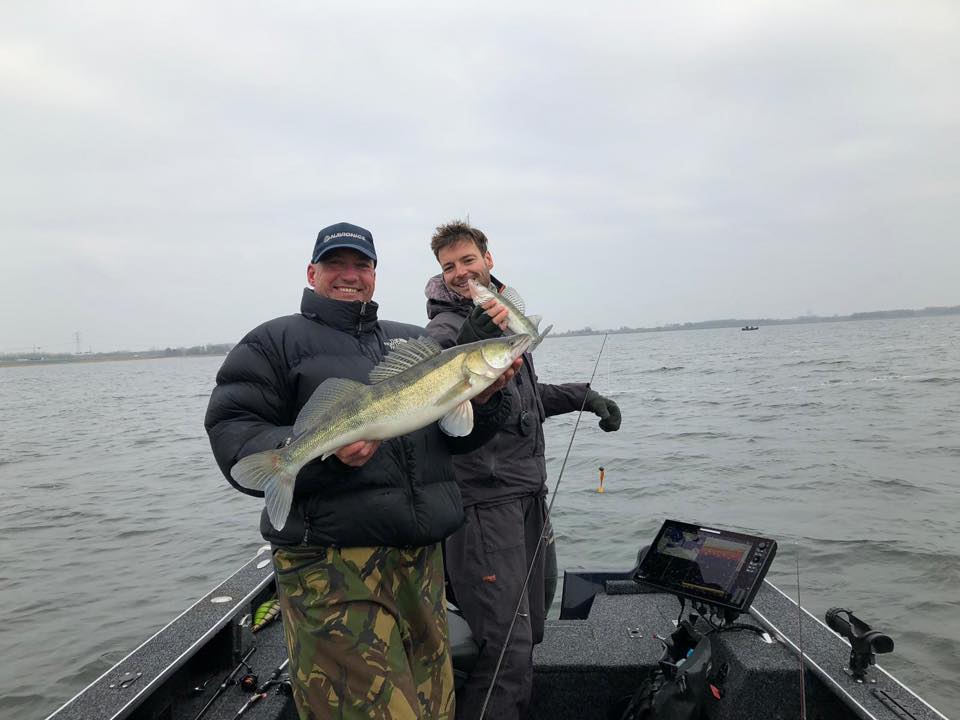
[300,288,379,334]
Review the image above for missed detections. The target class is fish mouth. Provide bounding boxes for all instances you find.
[455,275,485,298]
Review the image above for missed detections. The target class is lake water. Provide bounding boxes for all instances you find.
[1,316,958,718]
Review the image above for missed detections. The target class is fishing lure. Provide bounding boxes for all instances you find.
[252,598,281,633]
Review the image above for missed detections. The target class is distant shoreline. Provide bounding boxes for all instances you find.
[551,304,960,338]
[0,349,231,369]
[3,305,957,368]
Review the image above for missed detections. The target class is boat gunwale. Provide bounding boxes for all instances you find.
[757,579,951,720]
[44,546,275,720]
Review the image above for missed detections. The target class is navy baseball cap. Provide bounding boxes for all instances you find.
[311,222,377,265]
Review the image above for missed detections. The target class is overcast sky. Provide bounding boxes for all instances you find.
[2,1,958,353]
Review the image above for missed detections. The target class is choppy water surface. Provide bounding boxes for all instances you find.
[1,316,958,718]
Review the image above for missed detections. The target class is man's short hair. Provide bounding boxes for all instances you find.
[430,220,489,258]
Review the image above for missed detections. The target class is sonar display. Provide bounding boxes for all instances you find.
[636,521,777,613]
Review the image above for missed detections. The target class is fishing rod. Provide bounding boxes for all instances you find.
[796,553,807,720]
[193,645,256,720]
[232,657,291,719]
[478,333,610,720]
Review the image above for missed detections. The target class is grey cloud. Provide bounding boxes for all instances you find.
[1,1,958,351]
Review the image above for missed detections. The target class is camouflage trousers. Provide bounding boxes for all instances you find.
[273,544,455,720]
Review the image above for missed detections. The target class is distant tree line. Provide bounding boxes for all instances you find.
[5,302,957,365]
[0,343,235,367]
[551,304,960,338]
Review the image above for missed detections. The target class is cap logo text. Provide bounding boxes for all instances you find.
[324,231,367,244]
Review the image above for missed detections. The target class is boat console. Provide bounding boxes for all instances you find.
[533,521,944,720]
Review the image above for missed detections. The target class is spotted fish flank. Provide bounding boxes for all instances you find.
[230,334,532,531]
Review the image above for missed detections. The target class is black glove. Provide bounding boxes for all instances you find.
[456,305,504,344]
[584,390,621,432]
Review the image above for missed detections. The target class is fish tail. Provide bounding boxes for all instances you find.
[531,324,553,350]
[230,450,297,531]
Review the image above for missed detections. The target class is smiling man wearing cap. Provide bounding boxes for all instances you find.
[205,222,520,719]
[307,222,379,307]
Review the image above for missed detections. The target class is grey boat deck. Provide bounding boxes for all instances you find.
[46,556,951,720]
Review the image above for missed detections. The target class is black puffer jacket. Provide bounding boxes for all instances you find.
[424,275,589,506]
[205,289,511,548]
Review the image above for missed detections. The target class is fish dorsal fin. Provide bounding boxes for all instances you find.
[293,377,366,436]
[368,336,443,384]
[499,285,526,315]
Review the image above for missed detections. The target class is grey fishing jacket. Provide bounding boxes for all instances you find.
[205,289,511,548]
[424,275,589,506]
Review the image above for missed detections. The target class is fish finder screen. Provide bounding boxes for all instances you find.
[634,520,777,612]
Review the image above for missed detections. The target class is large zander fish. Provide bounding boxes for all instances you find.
[467,278,553,350]
[231,333,531,530]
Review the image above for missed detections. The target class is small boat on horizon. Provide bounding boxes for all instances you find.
[742,325,759,331]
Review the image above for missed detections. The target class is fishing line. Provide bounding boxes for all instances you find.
[478,333,609,720]
[796,552,808,720]
[607,347,611,394]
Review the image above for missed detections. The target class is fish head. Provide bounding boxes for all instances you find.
[467,278,495,306]
[463,334,532,379]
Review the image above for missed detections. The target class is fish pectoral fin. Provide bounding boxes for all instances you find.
[439,399,474,437]
[527,314,543,330]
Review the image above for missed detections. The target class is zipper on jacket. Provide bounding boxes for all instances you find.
[356,301,368,334]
